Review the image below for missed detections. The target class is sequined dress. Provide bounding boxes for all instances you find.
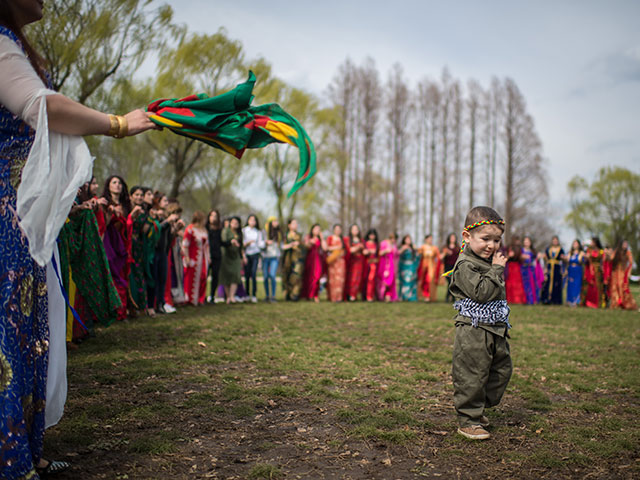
[0,26,49,480]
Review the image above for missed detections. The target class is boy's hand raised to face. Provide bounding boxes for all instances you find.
[492,251,507,267]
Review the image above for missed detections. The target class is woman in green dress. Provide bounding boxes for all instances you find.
[127,186,149,314]
[398,234,420,301]
[282,218,305,301]
[220,216,243,304]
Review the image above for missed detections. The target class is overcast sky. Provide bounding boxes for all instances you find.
[162,0,640,236]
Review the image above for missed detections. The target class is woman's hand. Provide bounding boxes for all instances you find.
[124,109,161,136]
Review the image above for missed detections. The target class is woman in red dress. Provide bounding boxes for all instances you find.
[182,211,209,306]
[608,240,638,310]
[582,237,606,308]
[417,234,441,302]
[302,224,326,302]
[505,235,526,304]
[363,229,379,302]
[326,224,346,302]
[345,224,365,301]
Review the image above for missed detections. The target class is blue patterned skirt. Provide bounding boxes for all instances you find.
[1,102,49,478]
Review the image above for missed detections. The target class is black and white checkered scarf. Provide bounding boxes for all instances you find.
[453,298,511,329]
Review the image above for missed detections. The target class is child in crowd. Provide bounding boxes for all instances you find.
[447,206,511,440]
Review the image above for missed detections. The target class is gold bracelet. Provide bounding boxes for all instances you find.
[115,115,128,138]
[107,114,119,137]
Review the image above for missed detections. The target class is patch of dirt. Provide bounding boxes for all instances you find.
[46,363,639,480]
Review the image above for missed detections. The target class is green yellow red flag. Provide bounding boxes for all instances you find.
[147,71,316,197]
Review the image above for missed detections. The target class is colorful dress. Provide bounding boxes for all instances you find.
[376,240,398,301]
[282,231,304,301]
[345,237,365,300]
[182,225,209,305]
[326,235,346,302]
[541,246,564,305]
[363,240,378,301]
[0,26,49,479]
[566,252,584,306]
[608,250,637,310]
[582,248,605,308]
[398,248,420,301]
[103,212,130,320]
[505,249,526,305]
[58,209,120,340]
[520,248,539,305]
[442,246,459,302]
[302,237,323,300]
[127,211,148,311]
[144,216,161,309]
[418,244,440,301]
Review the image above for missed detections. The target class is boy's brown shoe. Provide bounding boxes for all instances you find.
[457,425,490,440]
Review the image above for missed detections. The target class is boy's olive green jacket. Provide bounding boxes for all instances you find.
[448,248,509,337]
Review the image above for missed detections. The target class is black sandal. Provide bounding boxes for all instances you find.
[36,459,71,477]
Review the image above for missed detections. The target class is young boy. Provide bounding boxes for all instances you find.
[448,206,511,440]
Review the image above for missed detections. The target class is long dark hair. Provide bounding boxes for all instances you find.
[508,235,522,262]
[333,223,346,248]
[207,209,221,230]
[77,176,95,204]
[591,237,603,250]
[401,234,415,255]
[349,223,362,243]
[102,175,131,215]
[246,213,260,230]
[0,2,48,84]
[267,219,282,242]
[523,235,537,257]
[365,228,379,255]
[230,215,243,246]
[444,232,459,251]
[571,239,583,254]
[611,241,629,270]
[309,223,321,238]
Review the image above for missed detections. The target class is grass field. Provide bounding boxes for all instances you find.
[45,284,640,479]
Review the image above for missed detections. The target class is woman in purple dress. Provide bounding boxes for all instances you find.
[521,236,539,304]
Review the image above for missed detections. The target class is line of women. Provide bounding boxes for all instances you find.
[60,175,193,349]
[228,220,464,304]
[505,235,638,310]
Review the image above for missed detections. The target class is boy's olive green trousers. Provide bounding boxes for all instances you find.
[452,324,512,427]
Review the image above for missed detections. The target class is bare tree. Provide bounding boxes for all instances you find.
[438,68,452,243]
[427,82,441,235]
[451,79,463,229]
[357,58,382,228]
[327,58,357,226]
[501,78,548,242]
[466,79,482,210]
[386,64,412,233]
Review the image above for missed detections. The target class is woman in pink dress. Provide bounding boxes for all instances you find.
[505,235,526,304]
[376,232,398,302]
[182,211,209,305]
[302,224,326,302]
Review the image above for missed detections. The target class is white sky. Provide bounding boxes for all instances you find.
[157,0,640,237]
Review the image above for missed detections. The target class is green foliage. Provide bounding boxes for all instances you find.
[29,0,176,105]
[566,166,640,269]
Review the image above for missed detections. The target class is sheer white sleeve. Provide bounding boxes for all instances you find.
[0,35,51,128]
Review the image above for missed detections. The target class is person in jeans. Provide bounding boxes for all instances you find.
[242,214,264,303]
[263,216,282,302]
